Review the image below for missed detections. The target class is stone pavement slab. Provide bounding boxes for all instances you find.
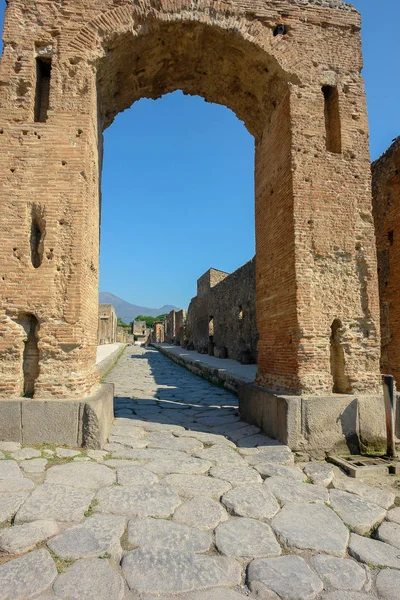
[332,478,395,509]
[15,484,94,523]
[0,520,59,554]
[0,549,57,600]
[128,517,211,552]
[221,485,280,519]
[329,490,386,535]
[117,465,158,486]
[45,463,116,489]
[0,460,23,479]
[53,557,125,600]
[162,474,231,498]
[172,496,229,531]
[348,534,400,568]
[264,476,329,505]
[95,484,181,518]
[303,462,334,487]
[209,465,262,486]
[215,517,281,558]
[254,463,307,482]
[311,555,367,591]
[375,568,400,600]
[376,520,400,549]
[0,491,30,524]
[388,507,400,524]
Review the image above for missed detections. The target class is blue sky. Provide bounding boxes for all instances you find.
[1,1,399,310]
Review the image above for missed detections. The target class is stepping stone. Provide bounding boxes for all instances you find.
[0,477,34,493]
[388,507,400,524]
[11,448,42,461]
[304,462,334,487]
[376,521,400,549]
[264,476,329,505]
[333,478,395,509]
[128,517,211,552]
[255,463,307,482]
[48,514,126,560]
[46,463,115,489]
[173,496,229,531]
[221,486,280,519]
[0,549,57,600]
[145,456,212,475]
[117,465,158,486]
[209,466,262,486]
[311,555,367,591]
[0,520,59,554]
[329,490,386,535]
[248,555,323,600]
[348,533,400,568]
[20,459,48,474]
[95,485,180,518]
[246,446,294,466]
[376,568,400,600]
[272,503,349,556]
[0,491,30,524]
[55,448,81,458]
[194,446,246,465]
[121,549,241,594]
[162,474,231,498]
[0,460,23,479]
[215,518,281,558]
[15,484,94,524]
[53,557,125,600]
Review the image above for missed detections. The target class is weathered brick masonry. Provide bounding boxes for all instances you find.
[0,0,381,401]
[372,138,400,386]
[98,304,117,345]
[186,260,257,363]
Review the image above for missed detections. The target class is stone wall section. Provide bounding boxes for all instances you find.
[372,138,400,385]
[186,259,257,363]
[97,304,117,345]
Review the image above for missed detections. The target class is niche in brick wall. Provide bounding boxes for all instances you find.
[34,57,52,123]
[322,86,342,154]
[18,314,40,397]
[30,204,45,268]
[330,319,351,393]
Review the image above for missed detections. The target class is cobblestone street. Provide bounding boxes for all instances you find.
[0,346,399,599]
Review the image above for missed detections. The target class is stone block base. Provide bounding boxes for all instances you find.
[239,384,398,456]
[0,383,114,450]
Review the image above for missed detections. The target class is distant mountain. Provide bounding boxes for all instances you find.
[99,292,179,323]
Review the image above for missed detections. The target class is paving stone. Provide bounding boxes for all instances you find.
[235,433,277,448]
[248,555,323,600]
[209,465,262,486]
[311,555,367,591]
[173,496,229,530]
[145,456,212,475]
[162,474,231,498]
[42,449,55,456]
[0,450,4,459]
[73,456,92,462]
[45,463,116,489]
[147,435,203,452]
[157,591,259,600]
[112,448,189,461]
[222,485,280,519]
[95,485,181,518]
[0,520,59,554]
[20,458,48,473]
[55,448,81,458]
[117,464,158,486]
[103,459,137,468]
[348,533,400,568]
[0,477,35,492]
[11,448,42,461]
[121,549,241,594]
[48,514,125,560]
[272,503,348,556]
[178,431,236,447]
[0,442,21,452]
[15,484,94,523]
[246,446,294,466]
[333,478,395,509]
[0,460,23,479]
[194,446,246,465]
[375,568,400,600]
[388,507,400,524]
[87,450,108,461]
[303,462,334,487]
[106,439,148,450]
[128,517,211,552]
[215,517,281,558]
[0,492,30,524]
[254,463,307,482]
[263,476,329,505]
[0,549,57,600]
[319,594,378,600]
[376,520,400,549]
[53,557,125,600]
[329,489,386,535]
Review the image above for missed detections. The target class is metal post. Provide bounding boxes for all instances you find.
[382,375,397,458]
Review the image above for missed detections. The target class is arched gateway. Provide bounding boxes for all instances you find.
[0,0,383,450]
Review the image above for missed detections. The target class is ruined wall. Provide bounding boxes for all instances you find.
[0,0,381,399]
[97,304,117,345]
[186,260,257,363]
[372,138,400,385]
[164,311,176,344]
[175,309,186,345]
[153,322,165,344]
[133,320,147,336]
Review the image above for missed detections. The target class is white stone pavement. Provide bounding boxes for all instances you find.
[0,346,399,599]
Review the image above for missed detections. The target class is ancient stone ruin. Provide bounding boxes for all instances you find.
[0,0,390,450]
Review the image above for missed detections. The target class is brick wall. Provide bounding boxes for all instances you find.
[97,304,117,345]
